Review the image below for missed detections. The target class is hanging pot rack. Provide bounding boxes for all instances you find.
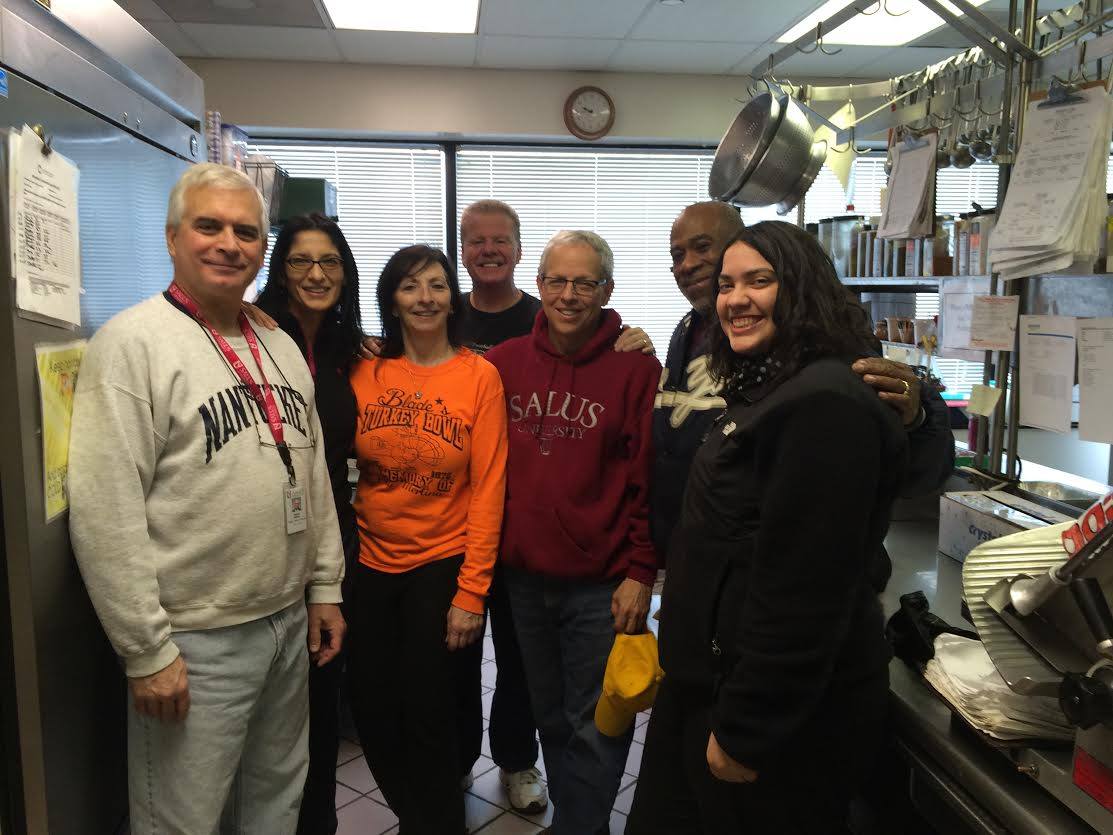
[749,0,1113,148]
[732,0,1113,481]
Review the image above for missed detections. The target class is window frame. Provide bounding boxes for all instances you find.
[249,135,1000,395]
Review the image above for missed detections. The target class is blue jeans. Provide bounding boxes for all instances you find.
[505,570,632,835]
[128,602,310,835]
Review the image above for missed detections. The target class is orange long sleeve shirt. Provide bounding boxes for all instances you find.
[350,349,507,614]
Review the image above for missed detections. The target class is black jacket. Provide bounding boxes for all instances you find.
[651,308,954,558]
[256,303,357,540]
[658,357,907,769]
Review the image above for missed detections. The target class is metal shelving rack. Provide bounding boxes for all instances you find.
[752,0,1113,485]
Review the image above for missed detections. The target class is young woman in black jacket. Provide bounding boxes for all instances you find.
[627,221,908,834]
[254,214,363,835]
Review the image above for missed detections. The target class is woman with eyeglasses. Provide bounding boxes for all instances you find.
[252,213,363,835]
[625,221,907,834]
[345,244,507,835]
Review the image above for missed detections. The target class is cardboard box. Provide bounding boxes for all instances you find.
[938,491,1074,563]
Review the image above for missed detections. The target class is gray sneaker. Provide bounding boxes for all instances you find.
[500,766,548,813]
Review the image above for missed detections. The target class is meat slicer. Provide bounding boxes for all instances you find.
[963,491,1113,828]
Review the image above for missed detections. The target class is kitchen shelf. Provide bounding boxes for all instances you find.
[843,277,939,292]
[879,339,932,366]
[844,275,991,291]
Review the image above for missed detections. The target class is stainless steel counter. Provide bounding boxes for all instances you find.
[882,520,1108,834]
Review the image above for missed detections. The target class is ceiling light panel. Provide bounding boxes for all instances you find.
[323,0,481,34]
[778,0,992,47]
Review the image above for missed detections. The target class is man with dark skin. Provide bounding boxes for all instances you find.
[653,201,953,562]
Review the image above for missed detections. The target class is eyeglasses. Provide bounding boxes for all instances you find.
[540,276,608,296]
[286,256,344,276]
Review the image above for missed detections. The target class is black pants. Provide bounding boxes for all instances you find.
[346,558,467,835]
[297,524,358,835]
[454,563,539,775]
[296,649,345,835]
[626,676,887,835]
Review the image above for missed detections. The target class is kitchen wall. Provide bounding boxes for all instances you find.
[185,58,867,145]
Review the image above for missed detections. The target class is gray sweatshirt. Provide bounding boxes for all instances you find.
[69,294,344,677]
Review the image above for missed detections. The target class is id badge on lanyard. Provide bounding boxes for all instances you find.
[168,283,305,535]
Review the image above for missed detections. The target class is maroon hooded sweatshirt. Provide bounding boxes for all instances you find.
[485,308,661,585]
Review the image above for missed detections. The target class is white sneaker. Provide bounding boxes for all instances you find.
[500,767,548,813]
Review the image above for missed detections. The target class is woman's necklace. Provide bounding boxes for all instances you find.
[401,349,454,400]
[403,362,432,399]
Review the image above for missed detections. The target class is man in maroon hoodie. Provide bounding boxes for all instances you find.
[484,230,661,835]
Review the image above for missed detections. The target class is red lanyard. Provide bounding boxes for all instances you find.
[168,282,296,485]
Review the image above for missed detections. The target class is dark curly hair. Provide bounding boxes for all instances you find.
[707,220,879,387]
[255,213,363,370]
[376,245,464,358]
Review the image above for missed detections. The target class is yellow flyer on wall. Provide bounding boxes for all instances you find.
[35,339,86,521]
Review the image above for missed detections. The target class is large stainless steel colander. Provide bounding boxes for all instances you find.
[707,93,783,201]
[776,139,828,215]
[733,95,817,209]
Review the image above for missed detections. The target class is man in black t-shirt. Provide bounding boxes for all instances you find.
[452,200,548,814]
[453,200,654,816]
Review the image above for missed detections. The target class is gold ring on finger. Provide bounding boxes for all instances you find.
[901,379,910,396]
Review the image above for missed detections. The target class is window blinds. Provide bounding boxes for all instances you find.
[249,139,1025,397]
[249,142,446,336]
[455,146,716,354]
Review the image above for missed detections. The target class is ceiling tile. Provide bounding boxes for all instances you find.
[477,36,620,70]
[178,23,342,61]
[113,0,172,22]
[141,19,206,56]
[478,0,651,38]
[609,40,761,74]
[630,0,822,44]
[151,0,326,27]
[334,31,478,66]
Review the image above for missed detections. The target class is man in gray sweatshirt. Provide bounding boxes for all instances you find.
[69,164,345,834]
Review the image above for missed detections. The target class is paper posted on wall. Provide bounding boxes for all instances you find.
[877,132,936,240]
[1018,315,1076,434]
[8,125,82,326]
[1077,318,1113,444]
[35,340,86,520]
[989,86,1113,279]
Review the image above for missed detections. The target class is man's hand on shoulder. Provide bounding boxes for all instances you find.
[852,357,922,427]
[307,602,346,667]
[614,325,656,355]
[129,654,190,722]
[358,336,384,361]
[241,302,278,331]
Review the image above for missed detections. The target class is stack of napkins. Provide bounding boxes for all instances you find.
[989,85,1113,279]
[923,634,1074,741]
[877,131,937,240]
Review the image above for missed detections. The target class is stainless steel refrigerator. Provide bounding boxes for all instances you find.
[0,1,203,832]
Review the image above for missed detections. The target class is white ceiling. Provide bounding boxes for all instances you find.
[114,0,1058,80]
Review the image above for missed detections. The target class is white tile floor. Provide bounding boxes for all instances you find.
[332,622,651,835]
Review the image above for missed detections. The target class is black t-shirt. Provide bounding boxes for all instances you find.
[457,291,542,354]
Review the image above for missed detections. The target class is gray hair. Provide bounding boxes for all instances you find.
[461,199,521,245]
[166,163,267,235]
[538,230,614,284]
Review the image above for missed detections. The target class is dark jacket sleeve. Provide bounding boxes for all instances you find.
[624,359,663,585]
[901,386,954,498]
[711,392,886,769]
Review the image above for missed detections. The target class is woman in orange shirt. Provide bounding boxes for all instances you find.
[346,245,507,835]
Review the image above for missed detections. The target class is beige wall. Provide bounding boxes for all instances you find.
[186,58,866,145]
